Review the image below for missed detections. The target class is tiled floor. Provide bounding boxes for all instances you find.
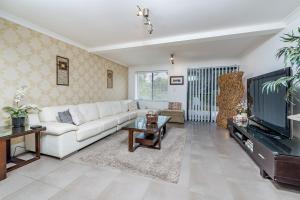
[1,122,300,200]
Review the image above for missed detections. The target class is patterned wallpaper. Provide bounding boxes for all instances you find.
[0,18,128,126]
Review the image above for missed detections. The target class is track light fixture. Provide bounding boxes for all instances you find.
[137,5,154,34]
[170,54,175,64]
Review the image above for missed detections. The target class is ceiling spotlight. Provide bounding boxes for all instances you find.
[144,19,151,25]
[142,8,149,17]
[136,5,154,35]
[170,54,175,64]
[148,25,153,34]
[136,6,143,16]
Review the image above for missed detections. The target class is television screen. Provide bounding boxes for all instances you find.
[247,68,291,138]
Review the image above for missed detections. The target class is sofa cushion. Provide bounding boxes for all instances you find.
[41,122,78,135]
[76,120,104,141]
[96,102,114,118]
[115,113,130,124]
[111,101,122,115]
[69,106,85,125]
[76,117,118,141]
[127,111,138,120]
[128,101,138,111]
[77,103,99,122]
[58,110,74,124]
[100,116,118,131]
[120,100,132,112]
[39,105,73,122]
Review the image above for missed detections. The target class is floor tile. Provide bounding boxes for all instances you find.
[97,173,151,200]
[227,178,280,200]
[189,162,234,200]
[14,156,69,179]
[62,168,120,199]
[49,189,93,200]
[0,173,34,199]
[3,181,60,200]
[39,162,92,188]
[143,180,190,200]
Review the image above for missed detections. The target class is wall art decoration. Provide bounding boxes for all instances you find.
[107,70,113,88]
[56,56,69,86]
[170,76,184,85]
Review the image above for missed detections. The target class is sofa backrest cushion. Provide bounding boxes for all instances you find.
[97,102,115,118]
[111,101,122,115]
[39,105,73,122]
[58,110,74,124]
[128,101,138,111]
[120,100,132,112]
[69,106,85,125]
[77,103,99,122]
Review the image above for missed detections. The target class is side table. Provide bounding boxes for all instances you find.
[0,126,45,181]
[160,109,185,124]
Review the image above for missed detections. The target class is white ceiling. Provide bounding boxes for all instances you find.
[1,0,300,66]
[99,35,272,66]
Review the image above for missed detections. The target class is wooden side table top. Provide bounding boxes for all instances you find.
[0,126,46,140]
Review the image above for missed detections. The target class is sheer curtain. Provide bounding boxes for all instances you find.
[187,66,239,122]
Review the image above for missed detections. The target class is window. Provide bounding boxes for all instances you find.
[136,71,168,101]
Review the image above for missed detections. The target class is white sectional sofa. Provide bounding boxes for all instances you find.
[25,100,158,159]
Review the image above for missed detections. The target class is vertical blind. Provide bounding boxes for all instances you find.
[187,66,239,122]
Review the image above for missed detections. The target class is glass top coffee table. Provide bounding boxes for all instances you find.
[122,116,171,152]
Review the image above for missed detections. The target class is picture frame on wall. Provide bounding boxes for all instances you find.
[56,56,69,86]
[107,70,113,88]
[170,76,184,85]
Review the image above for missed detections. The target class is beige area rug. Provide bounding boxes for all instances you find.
[70,127,187,183]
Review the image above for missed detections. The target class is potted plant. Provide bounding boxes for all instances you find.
[263,28,300,103]
[2,86,40,127]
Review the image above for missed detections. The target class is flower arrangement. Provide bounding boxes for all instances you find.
[236,100,247,114]
[2,86,40,127]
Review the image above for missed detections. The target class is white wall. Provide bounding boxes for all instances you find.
[128,58,242,116]
[241,14,300,138]
[241,15,300,79]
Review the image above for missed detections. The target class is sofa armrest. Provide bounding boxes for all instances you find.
[41,122,78,136]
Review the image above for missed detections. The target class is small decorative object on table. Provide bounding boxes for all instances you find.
[146,111,158,125]
[233,100,248,123]
[2,86,40,128]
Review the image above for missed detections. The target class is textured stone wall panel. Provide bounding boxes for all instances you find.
[216,72,244,128]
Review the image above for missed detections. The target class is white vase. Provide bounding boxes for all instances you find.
[241,113,247,118]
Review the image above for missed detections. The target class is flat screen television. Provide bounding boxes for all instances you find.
[247,68,292,139]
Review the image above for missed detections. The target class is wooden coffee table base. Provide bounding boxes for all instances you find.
[127,124,167,152]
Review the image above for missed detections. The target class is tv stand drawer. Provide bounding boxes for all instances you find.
[253,141,275,178]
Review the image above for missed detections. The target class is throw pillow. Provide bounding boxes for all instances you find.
[69,107,85,125]
[58,110,74,124]
[128,101,138,111]
[168,102,182,110]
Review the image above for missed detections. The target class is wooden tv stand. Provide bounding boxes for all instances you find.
[227,119,300,186]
